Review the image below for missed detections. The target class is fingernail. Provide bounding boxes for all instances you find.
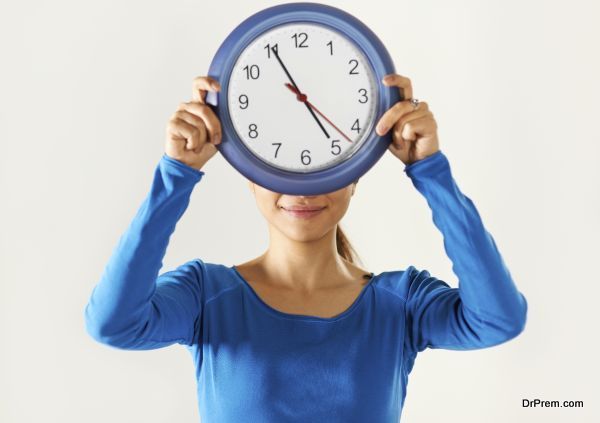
[377,124,388,135]
[213,134,220,144]
[212,82,220,90]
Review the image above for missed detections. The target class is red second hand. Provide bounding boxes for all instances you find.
[284,83,353,143]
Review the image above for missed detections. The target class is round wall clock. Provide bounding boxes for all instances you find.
[206,2,401,195]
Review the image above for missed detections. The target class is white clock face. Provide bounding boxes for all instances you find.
[227,23,379,173]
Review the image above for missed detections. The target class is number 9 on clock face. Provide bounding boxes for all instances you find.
[227,23,379,173]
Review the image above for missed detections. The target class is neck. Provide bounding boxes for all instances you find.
[259,225,353,293]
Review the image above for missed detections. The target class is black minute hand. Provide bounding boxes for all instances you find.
[271,46,330,139]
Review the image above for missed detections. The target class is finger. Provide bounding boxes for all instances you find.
[390,111,432,150]
[376,100,429,136]
[391,120,405,150]
[169,117,207,152]
[396,114,433,146]
[173,109,209,150]
[382,73,413,102]
[394,109,431,141]
[192,76,220,103]
[178,101,222,144]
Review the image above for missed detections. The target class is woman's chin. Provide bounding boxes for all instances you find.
[277,224,328,243]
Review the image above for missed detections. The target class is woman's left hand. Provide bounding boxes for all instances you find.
[375,73,440,166]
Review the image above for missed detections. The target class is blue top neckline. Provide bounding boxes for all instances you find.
[230,265,377,322]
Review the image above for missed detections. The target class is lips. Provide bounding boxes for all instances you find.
[279,204,326,219]
[280,205,326,211]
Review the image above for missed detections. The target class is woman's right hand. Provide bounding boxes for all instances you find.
[165,76,222,170]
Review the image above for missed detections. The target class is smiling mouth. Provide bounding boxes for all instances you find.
[279,206,326,219]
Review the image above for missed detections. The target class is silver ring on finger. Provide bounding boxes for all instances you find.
[410,98,420,110]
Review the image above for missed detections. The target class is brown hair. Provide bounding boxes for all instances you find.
[336,224,371,279]
[336,179,365,265]
[336,225,360,265]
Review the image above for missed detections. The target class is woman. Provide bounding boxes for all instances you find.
[84,74,528,422]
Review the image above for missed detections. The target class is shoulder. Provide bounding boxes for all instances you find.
[169,258,244,303]
[372,265,440,301]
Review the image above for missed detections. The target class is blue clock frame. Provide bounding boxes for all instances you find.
[206,2,401,195]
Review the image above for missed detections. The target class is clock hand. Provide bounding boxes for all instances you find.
[270,46,330,139]
[284,83,354,144]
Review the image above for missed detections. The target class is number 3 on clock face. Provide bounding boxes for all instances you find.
[227,23,379,173]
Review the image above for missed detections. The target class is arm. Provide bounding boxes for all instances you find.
[84,154,205,350]
[403,150,528,352]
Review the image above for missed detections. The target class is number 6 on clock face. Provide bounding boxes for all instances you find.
[227,23,379,173]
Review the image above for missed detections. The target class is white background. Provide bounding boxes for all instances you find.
[1,0,598,422]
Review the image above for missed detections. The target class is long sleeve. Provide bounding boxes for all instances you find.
[84,154,205,350]
[402,150,528,353]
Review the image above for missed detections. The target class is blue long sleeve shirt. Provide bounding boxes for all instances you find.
[84,150,528,422]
